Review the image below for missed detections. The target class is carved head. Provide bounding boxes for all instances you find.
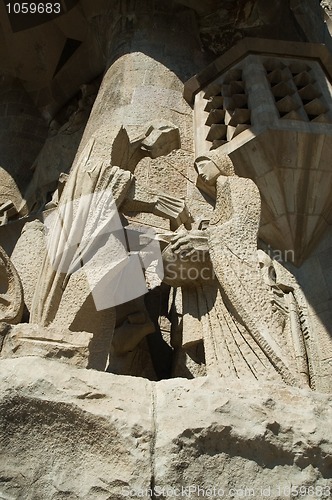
[194,151,235,197]
[141,121,180,159]
[195,151,235,184]
[194,159,221,186]
[111,121,181,173]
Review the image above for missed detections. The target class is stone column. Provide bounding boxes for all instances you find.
[72,0,206,191]
[29,1,207,375]
[0,76,48,201]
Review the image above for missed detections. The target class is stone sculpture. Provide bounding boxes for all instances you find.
[16,81,100,218]
[1,1,332,496]
[0,245,23,327]
[186,39,332,266]
[0,169,23,225]
[29,121,191,371]
[163,151,315,387]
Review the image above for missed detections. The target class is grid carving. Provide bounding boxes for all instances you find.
[197,55,332,155]
[202,68,251,150]
[263,58,332,123]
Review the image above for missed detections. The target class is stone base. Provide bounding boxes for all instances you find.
[0,357,331,499]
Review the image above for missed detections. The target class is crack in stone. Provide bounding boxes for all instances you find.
[149,380,157,500]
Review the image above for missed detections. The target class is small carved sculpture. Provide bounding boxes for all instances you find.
[0,245,23,325]
[17,81,100,218]
[29,121,192,372]
[0,167,22,225]
[164,151,314,387]
[257,250,317,388]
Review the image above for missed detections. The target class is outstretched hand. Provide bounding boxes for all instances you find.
[169,229,209,257]
[154,195,193,229]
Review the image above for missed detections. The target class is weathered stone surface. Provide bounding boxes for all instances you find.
[0,324,92,369]
[0,357,332,499]
[11,220,46,314]
[0,357,153,500]
[0,245,23,325]
[0,2,332,498]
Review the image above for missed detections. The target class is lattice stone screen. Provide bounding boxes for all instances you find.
[194,54,332,156]
[186,40,332,264]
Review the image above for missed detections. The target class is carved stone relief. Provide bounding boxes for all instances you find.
[162,152,317,388]
[1,2,332,497]
[0,245,23,326]
[26,122,190,375]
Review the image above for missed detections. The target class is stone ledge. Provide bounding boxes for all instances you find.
[0,357,331,499]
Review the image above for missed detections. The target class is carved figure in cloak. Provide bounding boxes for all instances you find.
[163,151,315,387]
[16,82,100,219]
[0,245,23,339]
[0,169,24,225]
[29,121,191,374]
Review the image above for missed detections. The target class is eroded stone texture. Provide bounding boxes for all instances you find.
[0,245,23,325]
[154,376,332,498]
[0,357,153,500]
[0,0,331,497]
[0,357,331,499]
[11,220,46,315]
[0,324,92,368]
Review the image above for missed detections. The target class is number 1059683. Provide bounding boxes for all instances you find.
[6,2,62,14]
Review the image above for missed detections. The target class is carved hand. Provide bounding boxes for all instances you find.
[169,230,209,257]
[153,195,193,229]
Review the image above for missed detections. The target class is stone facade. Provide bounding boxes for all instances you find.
[0,1,332,498]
